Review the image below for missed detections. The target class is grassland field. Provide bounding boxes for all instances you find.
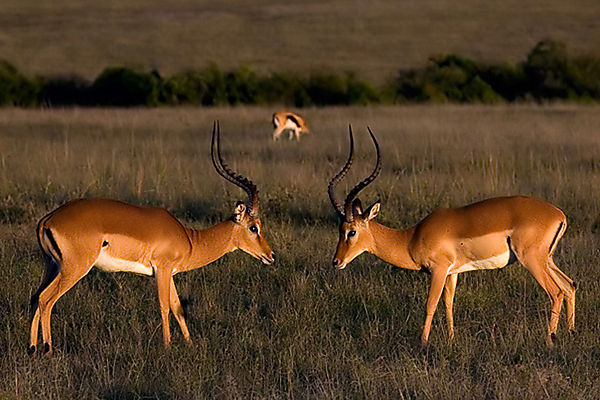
[2,0,600,84]
[1,105,600,398]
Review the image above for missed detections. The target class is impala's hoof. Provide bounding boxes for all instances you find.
[42,343,53,356]
[27,345,36,356]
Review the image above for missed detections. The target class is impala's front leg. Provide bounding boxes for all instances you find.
[156,267,172,347]
[170,276,191,343]
[443,274,458,342]
[422,268,450,346]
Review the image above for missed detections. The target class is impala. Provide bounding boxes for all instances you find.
[29,122,274,355]
[328,127,576,347]
[272,110,310,141]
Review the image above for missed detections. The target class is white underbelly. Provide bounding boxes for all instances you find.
[94,251,154,276]
[449,251,511,274]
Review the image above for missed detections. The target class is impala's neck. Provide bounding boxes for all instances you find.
[368,222,419,270]
[182,221,237,270]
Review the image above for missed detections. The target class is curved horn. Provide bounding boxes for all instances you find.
[343,127,381,222]
[328,125,354,220]
[211,121,259,216]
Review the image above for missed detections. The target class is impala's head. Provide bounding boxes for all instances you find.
[211,122,274,265]
[328,126,382,270]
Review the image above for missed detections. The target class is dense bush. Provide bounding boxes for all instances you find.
[395,39,600,103]
[0,40,598,107]
[256,73,311,107]
[0,61,39,106]
[39,75,91,106]
[478,63,527,101]
[523,39,600,100]
[524,39,572,99]
[306,71,380,105]
[396,55,503,103]
[91,67,162,106]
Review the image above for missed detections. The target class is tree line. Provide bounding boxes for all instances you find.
[0,39,598,107]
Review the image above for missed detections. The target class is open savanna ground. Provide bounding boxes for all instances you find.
[2,0,600,84]
[1,105,600,398]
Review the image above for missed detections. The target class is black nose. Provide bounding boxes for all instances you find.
[332,259,339,268]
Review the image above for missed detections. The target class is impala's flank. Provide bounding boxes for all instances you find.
[328,127,576,347]
[29,122,274,355]
[272,111,309,141]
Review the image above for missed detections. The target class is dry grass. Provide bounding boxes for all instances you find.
[1,1,600,83]
[2,105,600,398]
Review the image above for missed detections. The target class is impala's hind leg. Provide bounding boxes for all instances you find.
[548,258,577,332]
[37,255,95,355]
[29,254,59,355]
[519,250,564,347]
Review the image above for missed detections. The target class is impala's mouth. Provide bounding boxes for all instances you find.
[255,253,274,265]
[332,258,347,270]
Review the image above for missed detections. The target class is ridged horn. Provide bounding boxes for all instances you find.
[343,127,381,222]
[328,125,354,220]
[211,121,259,216]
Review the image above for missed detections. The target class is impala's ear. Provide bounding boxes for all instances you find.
[233,201,247,222]
[352,198,363,216]
[364,201,380,221]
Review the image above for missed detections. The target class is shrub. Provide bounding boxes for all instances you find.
[0,60,39,107]
[305,71,378,105]
[39,75,91,106]
[257,73,311,107]
[161,71,208,105]
[345,73,380,105]
[479,63,527,101]
[566,56,600,99]
[523,39,571,99]
[461,76,503,103]
[197,63,227,106]
[225,65,260,105]
[395,54,502,103]
[305,71,348,105]
[91,67,162,106]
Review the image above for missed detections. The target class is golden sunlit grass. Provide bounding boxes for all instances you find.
[1,105,600,398]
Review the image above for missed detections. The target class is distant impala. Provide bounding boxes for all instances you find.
[29,122,274,355]
[272,111,310,140]
[328,127,576,347]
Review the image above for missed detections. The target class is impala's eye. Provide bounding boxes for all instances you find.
[249,225,258,234]
[348,230,356,238]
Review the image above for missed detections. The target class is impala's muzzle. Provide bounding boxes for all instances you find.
[332,257,346,270]
[260,252,275,265]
